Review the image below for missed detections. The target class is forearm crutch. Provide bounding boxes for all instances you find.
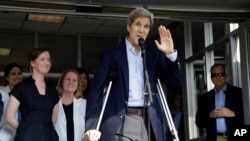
[96,80,113,131]
[157,79,179,141]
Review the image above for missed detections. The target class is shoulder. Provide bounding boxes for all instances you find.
[75,98,87,108]
[0,86,11,93]
[102,39,126,55]
[227,84,242,91]
[74,98,86,113]
[225,84,243,100]
[0,88,7,94]
[199,90,214,100]
[0,88,8,97]
[23,76,35,84]
[75,98,86,104]
[12,81,26,92]
[99,43,124,66]
[102,40,126,54]
[13,76,35,90]
[13,77,36,91]
[0,86,5,91]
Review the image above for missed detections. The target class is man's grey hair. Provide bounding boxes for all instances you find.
[127,7,154,28]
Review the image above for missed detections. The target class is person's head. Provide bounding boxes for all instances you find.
[28,48,51,75]
[210,64,227,90]
[127,7,154,48]
[174,93,183,110]
[57,68,82,98]
[75,67,90,98]
[4,63,23,89]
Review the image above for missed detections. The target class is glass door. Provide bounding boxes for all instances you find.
[239,19,250,124]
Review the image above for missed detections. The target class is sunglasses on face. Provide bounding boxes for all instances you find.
[211,72,226,78]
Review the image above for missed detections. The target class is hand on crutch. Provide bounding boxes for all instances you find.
[82,129,101,141]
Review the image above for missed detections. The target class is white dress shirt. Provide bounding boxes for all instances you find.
[125,38,177,107]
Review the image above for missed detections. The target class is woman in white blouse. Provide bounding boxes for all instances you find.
[0,63,23,141]
[53,68,86,141]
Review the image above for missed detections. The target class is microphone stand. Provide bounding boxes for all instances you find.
[141,44,154,141]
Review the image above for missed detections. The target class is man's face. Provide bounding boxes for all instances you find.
[127,17,150,48]
[211,65,227,89]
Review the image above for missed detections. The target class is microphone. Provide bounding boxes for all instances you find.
[138,38,146,57]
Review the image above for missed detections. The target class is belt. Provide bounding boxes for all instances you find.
[126,107,146,116]
[217,132,228,137]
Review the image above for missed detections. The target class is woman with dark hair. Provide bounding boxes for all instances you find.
[5,48,59,141]
[75,67,90,99]
[1,63,23,92]
[0,63,23,141]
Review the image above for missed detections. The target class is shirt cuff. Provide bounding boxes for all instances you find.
[166,50,178,62]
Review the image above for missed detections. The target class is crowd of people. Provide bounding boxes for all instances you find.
[0,6,245,141]
[0,48,93,141]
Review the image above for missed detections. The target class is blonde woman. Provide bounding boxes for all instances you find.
[53,68,86,141]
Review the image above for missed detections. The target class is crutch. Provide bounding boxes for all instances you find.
[96,80,113,131]
[156,79,179,141]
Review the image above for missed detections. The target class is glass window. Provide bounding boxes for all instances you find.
[0,32,34,71]
[39,34,77,72]
[81,36,118,73]
[192,23,205,55]
[213,23,226,41]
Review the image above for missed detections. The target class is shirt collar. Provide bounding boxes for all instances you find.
[125,37,141,54]
[214,84,227,93]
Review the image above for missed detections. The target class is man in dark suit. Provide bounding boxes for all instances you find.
[85,7,182,141]
[195,64,244,141]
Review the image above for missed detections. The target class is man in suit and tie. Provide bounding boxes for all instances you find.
[195,64,244,141]
[85,7,182,141]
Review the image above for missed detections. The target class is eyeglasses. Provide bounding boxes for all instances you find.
[211,72,226,78]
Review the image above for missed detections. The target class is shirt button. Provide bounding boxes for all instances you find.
[120,115,123,119]
[125,101,128,104]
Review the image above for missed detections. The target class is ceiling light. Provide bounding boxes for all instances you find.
[0,48,11,56]
[27,14,65,23]
[75,4,102,13]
